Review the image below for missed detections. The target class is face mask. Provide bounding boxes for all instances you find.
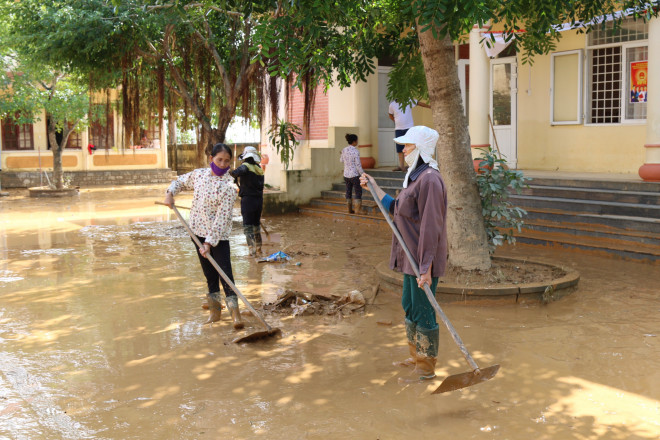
[404,148,419,167]
[210,161,229,176]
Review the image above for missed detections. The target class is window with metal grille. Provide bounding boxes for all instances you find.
[1,117,34,150]
[588,47,622,124]
[66,130,82,149]
[589,19,648,45]
[141,115,160,148]
[89,105,114,149]
[586,18,648,124]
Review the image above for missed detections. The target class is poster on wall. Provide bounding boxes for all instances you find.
[630,61,648,103]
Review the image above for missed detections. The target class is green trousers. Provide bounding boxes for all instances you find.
[402,274,439,330]
[402,274,440,358]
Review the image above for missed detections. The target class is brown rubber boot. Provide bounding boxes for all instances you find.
[346,198,354,214]
[354,199,363,215]
[394,342,417,368]
[205,292,223,324]
[414,356,437,380]
[201,301,224,310]
[414,325,439,380]
[393,319,417,368]
[225,295,245,330]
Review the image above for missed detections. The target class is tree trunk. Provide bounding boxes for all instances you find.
[46,114,68,190]
[416,27,491,270]
[47,127,64,190]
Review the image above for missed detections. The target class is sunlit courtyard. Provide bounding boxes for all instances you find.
[1,186,659,439]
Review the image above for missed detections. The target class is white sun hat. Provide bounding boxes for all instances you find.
[239,146,261,162]
[393,125,439,153]
[394,126,440,188]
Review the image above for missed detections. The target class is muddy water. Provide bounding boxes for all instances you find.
[1,186,659,440]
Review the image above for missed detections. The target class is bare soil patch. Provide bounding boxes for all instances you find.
[443,259,567,288]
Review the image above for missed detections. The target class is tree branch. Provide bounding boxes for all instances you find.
[232,20,253,98]
[196,21,231,97]
[147,3,243,17]
[135,45,162,62]
[159,27,213,133]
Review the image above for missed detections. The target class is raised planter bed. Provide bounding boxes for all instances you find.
[376,256,579,304]
[28,186,79,198]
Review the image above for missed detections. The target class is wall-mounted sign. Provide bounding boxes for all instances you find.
[630,61,648,103]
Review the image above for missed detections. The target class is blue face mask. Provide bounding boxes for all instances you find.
[210,161,229,176]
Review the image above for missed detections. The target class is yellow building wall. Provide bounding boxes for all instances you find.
[1,88,169,172]
[516,31,647,174]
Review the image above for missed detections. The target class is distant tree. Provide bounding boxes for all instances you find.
[0,54,94,189]
[1,0,377,167]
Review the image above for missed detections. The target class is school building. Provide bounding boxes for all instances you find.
[259,14,659,205]
[0,89,171,188]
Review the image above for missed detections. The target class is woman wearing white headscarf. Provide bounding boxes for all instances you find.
[231,146,265,256]
[360,126,448,381]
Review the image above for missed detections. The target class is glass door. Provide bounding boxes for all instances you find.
[490,57,518,167]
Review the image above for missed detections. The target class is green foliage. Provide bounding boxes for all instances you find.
[475,147,529,251]
[0,53,91,138]
[267,120,301,170]
[374,0,660,106]
[251,0,380,92]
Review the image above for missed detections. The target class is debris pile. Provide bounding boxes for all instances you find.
[264,289,366,317]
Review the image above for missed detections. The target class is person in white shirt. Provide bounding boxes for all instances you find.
[388,100,430,171]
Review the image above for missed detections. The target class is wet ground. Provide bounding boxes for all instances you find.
[1,185,659,440]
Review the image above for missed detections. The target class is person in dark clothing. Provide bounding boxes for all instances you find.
[231,146,265,256]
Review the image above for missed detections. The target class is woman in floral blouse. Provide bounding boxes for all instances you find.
[163,143,244,329]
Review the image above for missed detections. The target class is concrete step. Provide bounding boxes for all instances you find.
[330,183,401,198]
[521,219,660,247]
[309,170,660,262]
[523,208,660,234]
[520,185,660,205]
[525,176,660,193]
[367,169,410,179]
[298,205,388,228]
[516,229,660,262]
[510,194,660,219]
[309,197,380,216]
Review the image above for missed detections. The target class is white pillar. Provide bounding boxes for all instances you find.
[469,25,491,151]
[639,16,660,181]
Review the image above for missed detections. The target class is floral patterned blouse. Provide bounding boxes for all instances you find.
[340,145,364,178]
[167,167,238,246]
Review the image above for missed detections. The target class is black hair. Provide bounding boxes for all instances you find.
[243,156,257,165]
[210,143,233,158]
[345,133,358,144]
[416,155,426,168]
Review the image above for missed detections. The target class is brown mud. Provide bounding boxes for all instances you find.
[0,185,659,439]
